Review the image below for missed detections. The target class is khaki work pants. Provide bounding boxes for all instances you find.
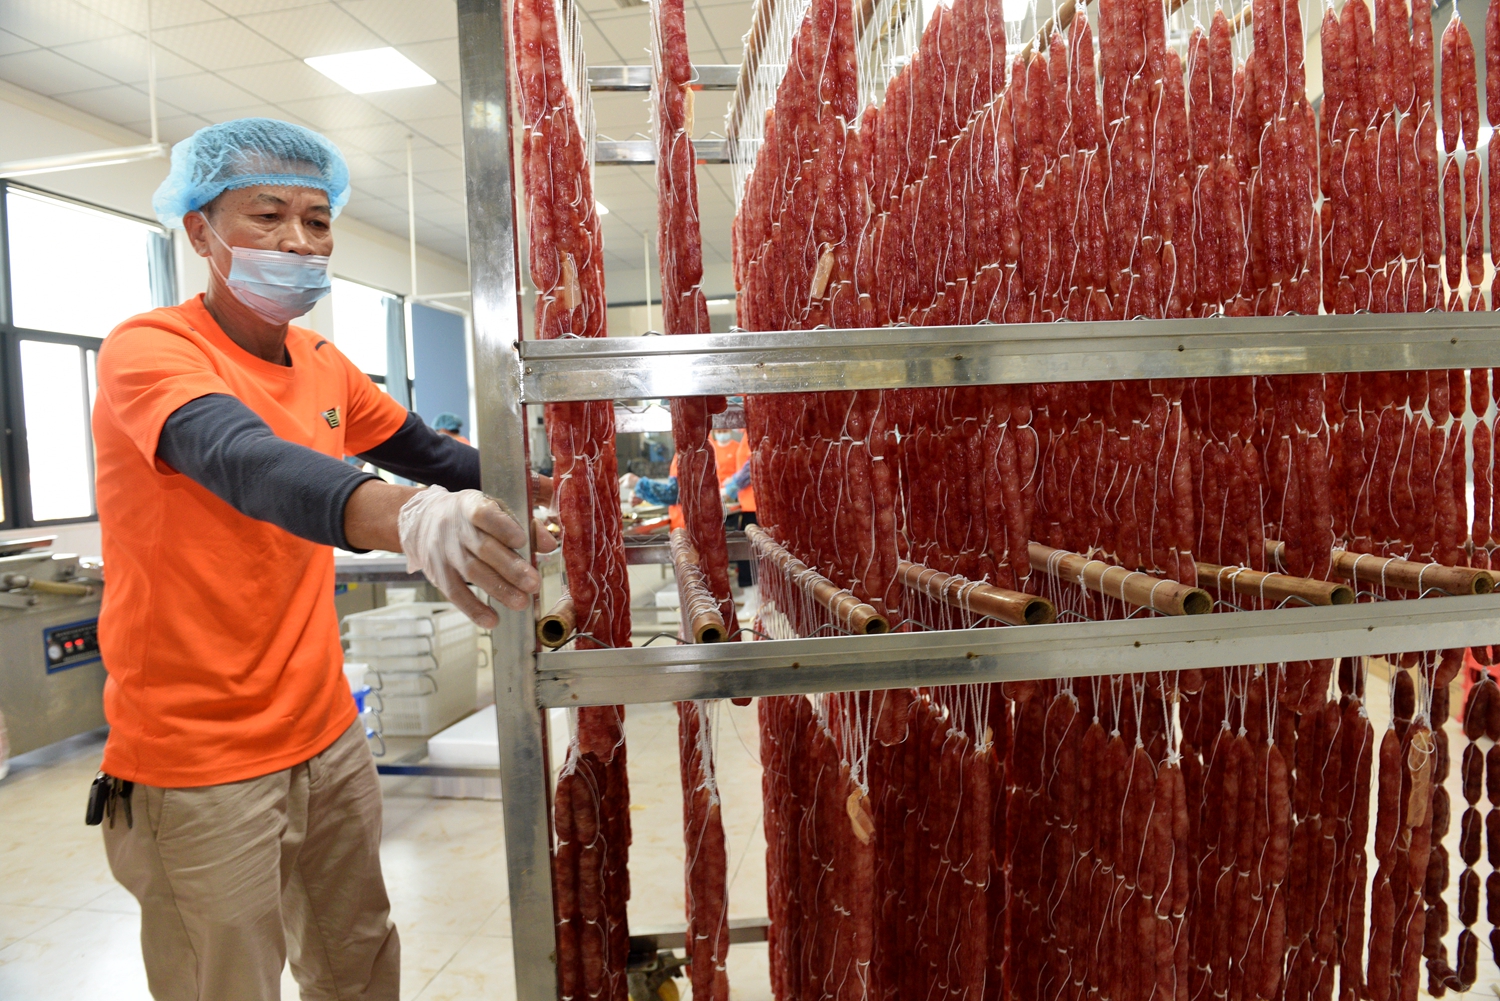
[102,720,400,1001]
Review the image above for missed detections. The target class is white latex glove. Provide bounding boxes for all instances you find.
[619,472,640,494]
[398,485,558,628]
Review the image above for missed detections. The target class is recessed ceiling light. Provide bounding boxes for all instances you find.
[305,47,436,95]
[595,201,610,216]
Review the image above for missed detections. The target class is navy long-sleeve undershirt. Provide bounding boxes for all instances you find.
[156,394,481,550]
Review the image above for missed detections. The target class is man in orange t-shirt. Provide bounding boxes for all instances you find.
[92,119,553,1001]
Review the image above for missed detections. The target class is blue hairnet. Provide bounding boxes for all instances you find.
[433,412,465,432]
[153,118,351,229]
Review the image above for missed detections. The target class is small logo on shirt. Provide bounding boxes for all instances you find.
[322,408,341,429]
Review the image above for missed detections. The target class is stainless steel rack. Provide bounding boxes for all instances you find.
[453,2,1500,997]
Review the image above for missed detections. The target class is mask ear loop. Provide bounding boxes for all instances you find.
[194,211,238,291]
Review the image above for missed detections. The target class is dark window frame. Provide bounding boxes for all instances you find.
[0,180,173,529]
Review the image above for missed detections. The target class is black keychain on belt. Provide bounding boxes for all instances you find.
[85,772,133,828]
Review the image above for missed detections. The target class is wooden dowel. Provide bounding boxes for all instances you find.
[746,524,889,634]
[1195,561,1354,607]
[1229,1,1252,34]
[1019,0,1076,58]
[537,591,576,649]
[1028,543,1213,615]
[1020,0,1203,58]
[897,559,1056,625]
[670,529,728,643]
[1264,540,1496,596]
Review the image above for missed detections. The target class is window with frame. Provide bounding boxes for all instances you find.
[1,183,175,527]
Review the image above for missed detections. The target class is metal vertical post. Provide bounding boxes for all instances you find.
[455,2,559,999]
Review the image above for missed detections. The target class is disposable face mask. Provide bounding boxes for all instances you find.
[713,431,734,444]
[202,215,331,325]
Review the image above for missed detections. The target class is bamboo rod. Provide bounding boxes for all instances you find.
[1195,561,1354,607]
[1020,0,1212,58]
[670,529,728,643]
[1018,0,1076,58]
[1028,543,1213,615]
[1264,540,1496,596]
[746,524,890,634]
[896,559,1056,626]
[537,591,576,649]
[25,579,92,597]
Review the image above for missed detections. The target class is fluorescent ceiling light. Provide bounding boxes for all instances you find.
[705,298,735,306]
[305,47,435,94]
[1002,0,1031,20]
[0,143,168,179]
[595,201,609,215]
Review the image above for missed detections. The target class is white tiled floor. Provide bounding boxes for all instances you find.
[0,699,774,1001]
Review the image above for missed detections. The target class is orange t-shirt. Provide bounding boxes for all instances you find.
[94,295,408,787]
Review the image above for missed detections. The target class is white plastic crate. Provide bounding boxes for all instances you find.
[367,670,438,697]
[348,636,435,657]
[428,708,571,800]
[343,603,478,737]
[346,603,463,638]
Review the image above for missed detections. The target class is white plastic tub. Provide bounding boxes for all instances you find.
[343,603,478,737]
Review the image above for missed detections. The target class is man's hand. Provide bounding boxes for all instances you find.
[397,485,557,628]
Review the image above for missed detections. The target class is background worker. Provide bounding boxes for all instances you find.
[629,429,757,585]
[630,427,747,531]
[91,118,553,1001]
[432,411,470,444]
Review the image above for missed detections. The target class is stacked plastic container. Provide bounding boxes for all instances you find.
[343,603,479,737]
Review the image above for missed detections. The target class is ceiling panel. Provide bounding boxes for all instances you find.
[72,0,226,32]
[579,9,652,64]
[50,34,202,83]
[0,48,118,95]
[358,83,459,123]
[238,6,384,58]
[402,114,462,147]
[208,101,310,125]
[50,82,156,122]
[120,110,212,142]
[405,143,463,172]
[353,172,408,201]
[205,0,328,15]
[0,30,42,57]
[217,59,348,102]
[278,92,397,130]
[151,18,288,68]
[151,71,262,113]
[0,1,127,49]
[396,37,460,83]
[318,120,419,153]
[339,0,458,45]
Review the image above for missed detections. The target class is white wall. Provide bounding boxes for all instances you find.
[0,80,474,557]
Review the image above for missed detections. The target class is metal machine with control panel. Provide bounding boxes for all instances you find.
[0,537,106,757]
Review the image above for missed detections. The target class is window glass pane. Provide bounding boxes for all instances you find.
[22,340,92,521]
[7,189,157,337]
[331,278,393,377]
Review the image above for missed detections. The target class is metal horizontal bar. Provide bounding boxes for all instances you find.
[519,312,1500,403]
[624,533,752,564]
[376,764,502,778]
[587,64,740,90]
[535,594,1500,706]
[629,918,770,952]
[594,139,730,164]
